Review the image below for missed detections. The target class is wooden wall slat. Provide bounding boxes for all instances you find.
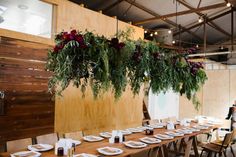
[0,36,54,152]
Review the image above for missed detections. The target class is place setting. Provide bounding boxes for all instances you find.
[154,134,174,140]
[165,131,184,137]
[74,153,98,157]
[97,146,123,156]
[140,137,161,144]
[99,132,112,138]
[27,143,54,152]
[123,140,147,148]
[10,151,41,157]
[83,135,104,142]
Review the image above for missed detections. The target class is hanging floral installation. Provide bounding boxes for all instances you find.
[46,28,207,109]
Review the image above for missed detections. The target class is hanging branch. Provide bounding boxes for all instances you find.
[46,28,207,109]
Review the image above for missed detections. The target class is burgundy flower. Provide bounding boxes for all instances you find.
[53,46,59,53]
[111,38,119,45]
[152,52,161,60]
[75,34,84,44]
[117,42,125,49]
[70,29,77,35]
[132,52,142,63]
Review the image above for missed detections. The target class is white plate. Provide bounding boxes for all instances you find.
[154,134,174,140]
[100,132,112,138]
[148,124,164,129]
[120,130,132,135]
[140,137,161,144]
[127,128,144,133]
[176,130,192,135]
[124,141,147,148]
[74,153,97,157]
[97,147,123,156]
[11,151,41,157]
[83,135,104,142]
[28,144,53,152]
[193,125,208,130]
[165,131,184,137]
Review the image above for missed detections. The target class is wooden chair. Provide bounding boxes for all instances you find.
[210,129,236,157]
[200,132,233,157]
[169,116,177,123]
[149,119,160,125]
[36,133,58,145]
[160,118,169,123]
[6,138,32,152]
[64,131,83,140]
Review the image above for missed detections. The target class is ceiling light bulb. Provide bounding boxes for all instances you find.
[198,17,203,23]
[150,33,153,37]
[196,44,199,48]
[144,30,147,33]
[172,40,175,44]
[154,31,158,35]
[227,2,231,7]
[168,30,172,34]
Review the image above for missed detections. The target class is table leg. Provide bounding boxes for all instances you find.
[192,136,200,157]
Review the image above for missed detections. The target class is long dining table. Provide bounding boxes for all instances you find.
[0,122,219,157]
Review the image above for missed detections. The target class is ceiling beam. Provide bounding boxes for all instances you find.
[124,0,204,42]
[133,2,226,25]
[174,9,231,36]
[177,0,231,37]
[102,0,124,12]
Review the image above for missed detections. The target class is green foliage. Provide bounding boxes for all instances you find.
[46,28,208,109]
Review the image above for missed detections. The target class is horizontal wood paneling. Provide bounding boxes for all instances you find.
[0,37,54,152]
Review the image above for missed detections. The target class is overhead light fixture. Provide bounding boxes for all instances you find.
[154,31,158,35]
[168,30,172,34]
[150,33,153,37]
[18,4,28,10]
[144,30,147,33]
[226,2,231,7]
[198,17,203,23]
[172,40,176,44]
[196,44,199,48]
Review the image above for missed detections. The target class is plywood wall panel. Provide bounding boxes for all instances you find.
[55,0,144,135]
[179,69,236,120]
[56,1,144,40]
[55,85,144,135]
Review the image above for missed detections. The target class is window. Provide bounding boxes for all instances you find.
[0,0,53,38]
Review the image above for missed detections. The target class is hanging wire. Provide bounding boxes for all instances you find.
[122,0,135,17]
[116,0,119,36]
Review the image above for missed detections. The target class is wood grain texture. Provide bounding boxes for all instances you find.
[0,37,54,151]
[56,0,144,40]
[55,0,144,135]
[55,84,144,135]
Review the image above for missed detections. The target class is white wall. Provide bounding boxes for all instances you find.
[148,89,179,120]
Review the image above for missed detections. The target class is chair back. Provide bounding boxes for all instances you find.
[36,133,58,145]
[64,131,83,140]
[6,138,32,152]
[149,119,159,125]
[169,116,177,122]
[161,118,169,123]
[221,119,231,130]
[222,132,232,147]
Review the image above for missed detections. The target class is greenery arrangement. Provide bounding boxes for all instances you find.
[46,28,207,109]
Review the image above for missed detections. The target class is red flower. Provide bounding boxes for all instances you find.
[70,29,77,35]
[75,34,84,44]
